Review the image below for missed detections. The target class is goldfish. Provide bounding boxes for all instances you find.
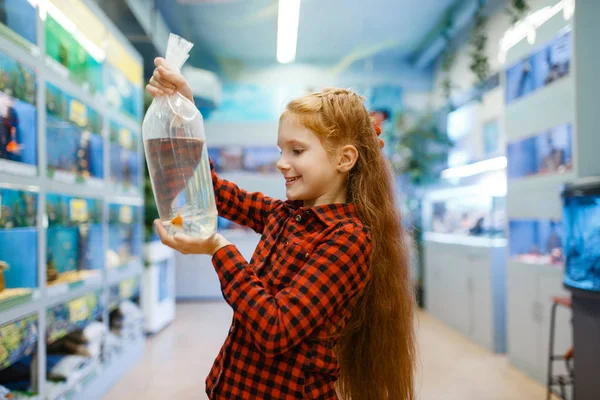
[171,214,183,227]
[6,141,19,153]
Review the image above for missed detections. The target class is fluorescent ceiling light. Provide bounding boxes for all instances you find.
[38,0,106,63]
[277,0,301,64]
[441,156,507,179]
[498,0,574,63]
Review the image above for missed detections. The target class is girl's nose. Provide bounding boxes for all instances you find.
[277,156,290,172]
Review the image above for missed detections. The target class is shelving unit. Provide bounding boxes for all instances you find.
[502,1,600,384]
[0,0,145,398]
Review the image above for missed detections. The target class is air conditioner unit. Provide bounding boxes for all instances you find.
[182,66,222,107]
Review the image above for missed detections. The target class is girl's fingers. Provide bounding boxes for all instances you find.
[148,77,175,95]
[154,220,178,249]
[153,69,177,90]
[146,84,165,97]
[154,57,167,69]
[157,66,187,89]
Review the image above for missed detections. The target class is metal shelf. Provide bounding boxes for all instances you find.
[0,0,146,397]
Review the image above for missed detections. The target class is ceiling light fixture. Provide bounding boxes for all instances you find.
[277,0,301,64]
[441,156,507,180]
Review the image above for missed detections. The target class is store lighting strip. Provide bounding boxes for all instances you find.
[498,0,574,63]
[28,0,106,63]
[277,0,301,64]
[441,156,507,179]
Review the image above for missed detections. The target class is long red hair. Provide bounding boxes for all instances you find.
[283,88,416,399]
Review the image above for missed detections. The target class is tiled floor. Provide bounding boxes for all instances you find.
[106,301,550,399]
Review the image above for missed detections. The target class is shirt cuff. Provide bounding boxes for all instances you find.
[212,244,245,285]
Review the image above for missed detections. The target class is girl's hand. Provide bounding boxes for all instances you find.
[146,57,195,104]
[154,219,231,256]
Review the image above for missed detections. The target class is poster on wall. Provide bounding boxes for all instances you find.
[505,30,571,105]
[509,219,564,265]
[209,146,281,174]
[46,83,104,185]
[242,147,279,173]
[0,51,37,176]
[0,0,37,49]
[507,122,572,180]
[207,83,307,122]
[45,14,103,95]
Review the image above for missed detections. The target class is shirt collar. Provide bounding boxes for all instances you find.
[285,200,360,226]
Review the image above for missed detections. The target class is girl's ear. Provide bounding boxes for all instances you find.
[337,145,359,173]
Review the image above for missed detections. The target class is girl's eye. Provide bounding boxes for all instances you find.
[293,149,304,155]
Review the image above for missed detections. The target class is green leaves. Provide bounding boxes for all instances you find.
[470,10,490,85]
[506,0,530,25]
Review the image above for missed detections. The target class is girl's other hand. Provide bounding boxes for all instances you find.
[154,219,230,256]
[146,57,195,104]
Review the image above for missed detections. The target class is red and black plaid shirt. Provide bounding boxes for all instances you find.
[206,165,372,399]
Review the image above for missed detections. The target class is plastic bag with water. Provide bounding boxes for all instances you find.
[142,34,217,238]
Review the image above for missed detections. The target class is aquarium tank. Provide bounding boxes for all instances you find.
[563,178,600,292]
[0,188,37,299]
[423,189,506,239]
[109,122,141,190]
[107,204,142,269]
[46,194,103,286]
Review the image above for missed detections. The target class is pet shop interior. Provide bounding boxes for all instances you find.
[0,0,597,399]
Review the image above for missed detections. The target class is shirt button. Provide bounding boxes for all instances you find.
[284,240,289,246]
[305,253,310,259]
[295,215,302,222]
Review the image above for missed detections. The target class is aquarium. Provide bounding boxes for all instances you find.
[0,52,37,175]
[107,204,142,269]
[46,292,103,344]
[563,178,600,292]
[507,123,573,180]
[423,188,506,239]
[509,219,564,265]
[104,63,143,122]
[46,194,103,289]
[0,188,38,307]
[109,122,141,190]
[45,14,103,94]
[46,83,104,182]
[0,0,37,47]
[0,314,38,396]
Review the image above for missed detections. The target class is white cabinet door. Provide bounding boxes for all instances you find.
[507,261,541,379]
[469,249,494,349]
[424,244,442,318]
[442,247,471,335]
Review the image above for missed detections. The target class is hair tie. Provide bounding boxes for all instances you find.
[372,119,385,149]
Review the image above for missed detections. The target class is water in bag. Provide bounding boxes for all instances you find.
[142,34,217,238]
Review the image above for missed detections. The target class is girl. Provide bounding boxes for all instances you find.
[148,59,416,400]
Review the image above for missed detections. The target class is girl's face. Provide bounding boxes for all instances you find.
[277,115,346,207]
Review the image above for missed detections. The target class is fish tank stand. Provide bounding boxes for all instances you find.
[568,288,600,400]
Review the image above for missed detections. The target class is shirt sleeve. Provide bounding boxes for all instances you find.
[211,223,372,357]
[210,159,281,234]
